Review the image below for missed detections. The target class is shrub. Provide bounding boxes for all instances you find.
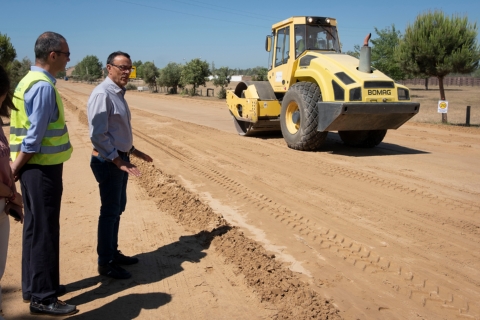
[125,83,137,91]
[217,87,227,99]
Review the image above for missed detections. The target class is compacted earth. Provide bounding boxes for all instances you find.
[1,81,479,320]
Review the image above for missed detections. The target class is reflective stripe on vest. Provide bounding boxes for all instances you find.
[10,71,73,165]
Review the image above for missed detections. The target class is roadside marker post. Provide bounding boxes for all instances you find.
[466,106,471,126]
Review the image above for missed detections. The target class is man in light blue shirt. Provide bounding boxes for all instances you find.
[87,75,133,162]
[87,51,152,279]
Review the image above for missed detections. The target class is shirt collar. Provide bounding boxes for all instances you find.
[31,66,57,85]
[105,76,126,94]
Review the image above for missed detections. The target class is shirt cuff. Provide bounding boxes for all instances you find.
[105,150,119,161]
[21,143,40,153]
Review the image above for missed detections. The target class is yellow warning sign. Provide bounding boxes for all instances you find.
[438,100,448,113]
[129,66,137,79]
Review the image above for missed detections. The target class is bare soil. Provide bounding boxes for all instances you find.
[1,80,479,320]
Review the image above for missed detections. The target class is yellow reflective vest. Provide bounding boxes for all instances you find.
[10,71,72,165]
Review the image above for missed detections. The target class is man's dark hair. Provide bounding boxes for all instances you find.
[0,64,16,117]
[107,51,131,65]
[34,31,66,62]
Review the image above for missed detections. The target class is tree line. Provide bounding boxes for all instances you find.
[70,57,268,98]
[1,10,479,117]
[344,10,479,122]
[0,32,268,99]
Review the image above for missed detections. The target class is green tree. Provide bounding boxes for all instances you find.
[72,55,103,81]
[396,10,480,123]
[133,60,143,79]
[181,58,210,96]
[212,66,231,99]
[345,44,361,59]
[159,62,182,94]
[370,25,409,81]
[156,71,165,91]
[9,57,32,89]
[345,26,408,81]
[250,66,268,81]
[142,61,159,91]
[138,66,146,80]
[0,33,16,68]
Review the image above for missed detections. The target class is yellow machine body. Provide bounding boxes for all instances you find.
[227,16,419,148]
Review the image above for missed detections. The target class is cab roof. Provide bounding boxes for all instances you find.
[272,16,338,30]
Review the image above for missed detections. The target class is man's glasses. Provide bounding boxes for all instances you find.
[109,64,132,73]
[53,51,70,58]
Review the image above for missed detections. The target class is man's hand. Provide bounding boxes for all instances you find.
[10,191,23,207]
[112,157,141,177]
[10,162,20,181]
[10,151,34,181]
[5,202,24,224]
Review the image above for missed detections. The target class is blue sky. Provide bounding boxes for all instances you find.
[1,0,479,70]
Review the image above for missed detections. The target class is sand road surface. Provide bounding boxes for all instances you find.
[1,81,479,320]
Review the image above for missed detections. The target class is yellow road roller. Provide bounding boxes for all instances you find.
[227,16,419,150]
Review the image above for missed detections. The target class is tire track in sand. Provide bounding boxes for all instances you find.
[130,121,479,320]
[62,89,480,319]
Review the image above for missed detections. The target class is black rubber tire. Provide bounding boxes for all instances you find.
[280,82,327,151]
[338,130,387,148]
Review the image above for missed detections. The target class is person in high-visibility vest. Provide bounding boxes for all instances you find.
[9,32,77,317]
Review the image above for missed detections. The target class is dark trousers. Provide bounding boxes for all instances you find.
[90,153,129,265]
[20,163,63,304]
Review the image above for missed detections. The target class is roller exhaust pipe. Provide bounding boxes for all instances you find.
[358,33,372,73]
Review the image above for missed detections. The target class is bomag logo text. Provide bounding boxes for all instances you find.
[368,89,391,95]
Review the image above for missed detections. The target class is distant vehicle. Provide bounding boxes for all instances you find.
[64,76,69,81]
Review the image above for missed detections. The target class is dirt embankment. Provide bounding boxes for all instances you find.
[64,91,341,319]
[2,80,479,320]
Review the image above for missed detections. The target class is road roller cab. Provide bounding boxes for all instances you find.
[226,16,419,151]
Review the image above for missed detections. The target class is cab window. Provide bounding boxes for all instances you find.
[275,26,290,67]
[295,25,306,58]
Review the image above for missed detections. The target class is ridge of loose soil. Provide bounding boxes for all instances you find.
[133,160,341,320]
[64,97,341,319]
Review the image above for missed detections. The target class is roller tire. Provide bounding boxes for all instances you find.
[338,130,387,148]
[233,116,254,136]
[280,82,327,151]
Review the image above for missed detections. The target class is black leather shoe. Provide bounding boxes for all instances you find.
[23,285,67,303]
[113,250,139,265]
[98,261,132,279]
[30,299,78,316]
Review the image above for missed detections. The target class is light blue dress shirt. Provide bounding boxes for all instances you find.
[21,66,59,153]
[87,77,133,161]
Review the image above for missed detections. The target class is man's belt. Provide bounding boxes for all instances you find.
[92,147,134,158]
